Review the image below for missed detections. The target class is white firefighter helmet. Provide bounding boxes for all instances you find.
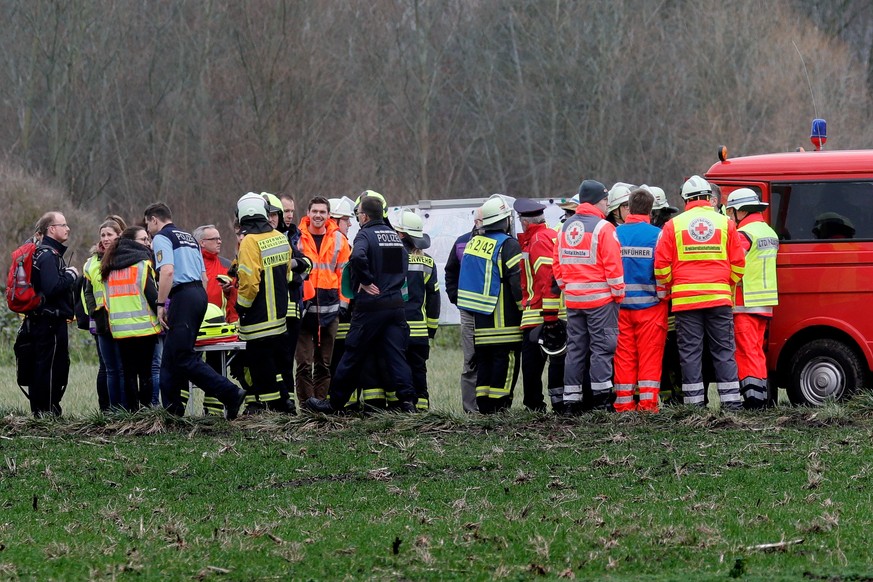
[329,196,355,219]
[395,210,431,249]
[607,183,633,213]
[480,195,513,226]
[640,185,667,210]
[681,175,712,200]
[725,188,768,212]
[237,192,268,219]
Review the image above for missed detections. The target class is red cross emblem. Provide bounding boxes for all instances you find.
[687,217,715,242]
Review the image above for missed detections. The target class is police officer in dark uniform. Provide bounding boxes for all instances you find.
[144,203,246,419]
[23,212,78,416]
[303,195,417,413]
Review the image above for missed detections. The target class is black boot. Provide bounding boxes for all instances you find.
[303,397,336,414]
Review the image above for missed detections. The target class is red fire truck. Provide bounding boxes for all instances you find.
[705,131,873,406]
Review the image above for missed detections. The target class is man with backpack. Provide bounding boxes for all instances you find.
[14,213,79,416]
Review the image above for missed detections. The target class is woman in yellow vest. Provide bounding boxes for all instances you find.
[101,226,161,410]
[82,216,126,410]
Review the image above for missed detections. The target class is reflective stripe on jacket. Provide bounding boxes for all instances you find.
[104,261,161,339]
[472,235,523,345]
[735,215,778,315]
[518,222,561,329]
[237,230,291,341]
[616,214,664,310]
[458,232,510,314]
[405,251,440,340]
[654,201,745,312]
[298,217,350,326]
[553,204,625,310]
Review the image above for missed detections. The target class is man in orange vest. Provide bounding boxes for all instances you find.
[554,180,625,413]
[296,196,351,403]
[654,176,746,410]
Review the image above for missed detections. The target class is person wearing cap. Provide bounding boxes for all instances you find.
[296,196,351,404]
[606,183,634,226]
[725,188,779,409]
[444,208,484,413]
[613,189,668,412]
[514,197,565,413]
[554,179,625,412]
[393,210,440,410]
[303,195,417,414]
[654,175,746,410]
[457,194,523,413]
[558,194,580,224]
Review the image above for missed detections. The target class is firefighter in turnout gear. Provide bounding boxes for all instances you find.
[654,176,746,410]
[457,195,523,413]
[614,189,668,412]
[554,180,625,412]
[725,188,779,409]
[235,193,298,413]
[303,194,417,414]
[514,197,565,413]
[395,210,440,410]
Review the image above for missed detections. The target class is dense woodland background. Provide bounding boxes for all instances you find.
[1,0,872,264]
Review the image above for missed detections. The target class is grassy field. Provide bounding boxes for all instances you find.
[0,327,486,416]
[2,403,873,579]
[4,327,871,579]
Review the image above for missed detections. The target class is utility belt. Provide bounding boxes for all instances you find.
[26,307,66,322]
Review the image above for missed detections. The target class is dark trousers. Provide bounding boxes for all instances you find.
[475,342,522,414]
[93,335,109,411]
[245,333,293,411]
[160,284,240,416]
[119,335,157,410]
[521,328,566,412]
[407,340,430,410]
[328,308,414,408]
[26,315,69,417]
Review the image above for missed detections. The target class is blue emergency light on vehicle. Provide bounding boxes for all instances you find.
[810,118,827,150]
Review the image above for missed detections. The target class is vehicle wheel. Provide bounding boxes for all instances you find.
[787,339,865,406]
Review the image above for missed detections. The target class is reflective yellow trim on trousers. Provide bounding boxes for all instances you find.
[476,351,516,399]
[672,283,730,294]
[672,293,730,307]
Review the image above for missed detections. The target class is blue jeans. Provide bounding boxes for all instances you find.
[151,335,164,406]
[96,334,124,409]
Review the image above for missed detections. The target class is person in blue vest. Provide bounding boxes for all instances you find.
[144,202,246,419]
[457,195,523,414]
[302,194,417,413]
[613,189,668,412]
